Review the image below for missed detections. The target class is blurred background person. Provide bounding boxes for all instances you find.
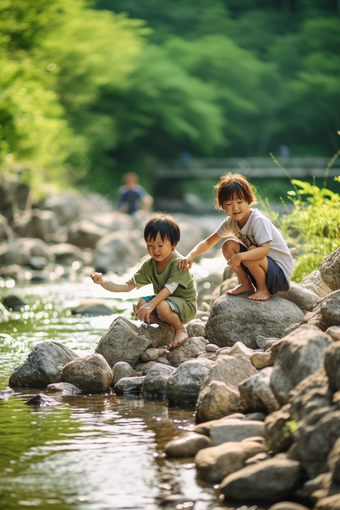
[116,172,153,216]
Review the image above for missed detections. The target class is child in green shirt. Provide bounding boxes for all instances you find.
[90,214,197,348]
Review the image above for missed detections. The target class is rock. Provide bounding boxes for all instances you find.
[185,318,206,338]
[71,300,114,316]
[275,281,320,311]
[167,358,214,405]
[195,440,267,484]
[300,270,332,298]
[114,376,145,393]
[112,361,136,386]
[95,231,142,272]
[264,405,293,454]
[270,325,332,405]
[135,361,159,374]
[327,326,340,342]
[67,219,109,248]
[165,433,211,458]
[268,503,310,510]
[328,437,340,482]
[25,393,60,406]
[13,209,59,242]
[294,408,340,478]
[193,414,246,436]
[41,193,81,225]
[239,367,280,414]
[196,381,247,423]
[229,341,255,359]
[256,335,276,349]
[0,388,14,400]
[95,317,152,368]
[325,343,340,392]
[289,369,332,423]
[0,238,53,267]
[196,352,217,361]
[244,412,266,421]
[9,340,79,388]
[0,214,11,241]
[251,351,275,369]
[282,322,300,336]
[208,419,265,447]
[301,290,340,331]
[245,451,272,466]
[133,322,175,349]
[195,354,257,422]
[62,353,113,393]
[166,337,208,367]
[205,294,303,348]
[50,243,85,266]
[141,364,175,399]
[219,456,302,500]
[140,348,161,362]
[46,382,82,395]
[315,495,340,510]
[206,344,219,352]
[2,295,29,312]
[158,357,169,365]
[320,247,340,292]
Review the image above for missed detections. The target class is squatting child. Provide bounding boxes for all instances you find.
[179,173,293,301]
[91,214,197,348]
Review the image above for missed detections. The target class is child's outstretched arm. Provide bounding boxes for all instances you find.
[90,272,135,293]
[178,233,222,270]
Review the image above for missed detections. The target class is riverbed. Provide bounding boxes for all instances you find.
[0,266,248,510]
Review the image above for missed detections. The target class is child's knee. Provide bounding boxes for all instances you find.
[222,239,239,258]
[155,301,171,320]
[135,298,147,310]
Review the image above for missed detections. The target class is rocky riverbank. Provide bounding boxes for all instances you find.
[2,178,340,509]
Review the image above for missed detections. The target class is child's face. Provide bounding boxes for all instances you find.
[223,194,251,228]
[146,233,176,264]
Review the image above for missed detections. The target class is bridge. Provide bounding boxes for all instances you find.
[152,156,340,212]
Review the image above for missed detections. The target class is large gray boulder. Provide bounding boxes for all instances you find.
[275,281,319,312]
[9,340,78,388]
[219,456,302,500]
[112,361,136,386]
[49,243,86,266]
[195,440,267,484]
[13,209,59,242]
[166,337,208,367]
[205,294,303,348]
[167,358,214,405]
[41,193,81,225]
[320,247,340,292]
[141,364,175,399]
[239,367,280,414]
[67,219,109,249]
[208,418,265,446]
[0,238,54,267]
[62,353,113,393]
[300,290,340,332]
[196,354,257,423]
[94,231,142,272]
[95,317,152,368]
[270,325,332,405]
[300,270,332,298]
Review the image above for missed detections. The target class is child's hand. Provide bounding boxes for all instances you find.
[179,255,194,270]
[90,272,104,285]
[135,302,155,322]
[227,253,243,271]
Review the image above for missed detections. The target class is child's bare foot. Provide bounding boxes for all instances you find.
[227,283,255,295]
[248,289,271,301]
[168,330,188,349]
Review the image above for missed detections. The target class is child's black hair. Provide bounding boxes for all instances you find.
[144,214,180,245]
[215,172,256,209]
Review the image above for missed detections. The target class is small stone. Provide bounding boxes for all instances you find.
[251,351,275,369]
[206,344,219,352]
[25,393,60,406]
[165,432,211,458]
[114,376,145,393]
[2,295,29,312]
[327,326,340,342]
[46,382,82,395]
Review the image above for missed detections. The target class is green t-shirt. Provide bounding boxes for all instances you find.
[133,250,197,324]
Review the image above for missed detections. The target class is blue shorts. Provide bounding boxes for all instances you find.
[239,244,289,295]
[133,295,180,321]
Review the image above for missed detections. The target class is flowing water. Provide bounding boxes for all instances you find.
[0,270,231,510]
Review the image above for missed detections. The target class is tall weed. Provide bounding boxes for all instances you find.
[269,152,340,282]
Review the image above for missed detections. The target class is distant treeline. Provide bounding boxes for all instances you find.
[0,0,339,193]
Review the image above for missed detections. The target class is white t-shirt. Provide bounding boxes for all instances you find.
[215,208,294,283]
